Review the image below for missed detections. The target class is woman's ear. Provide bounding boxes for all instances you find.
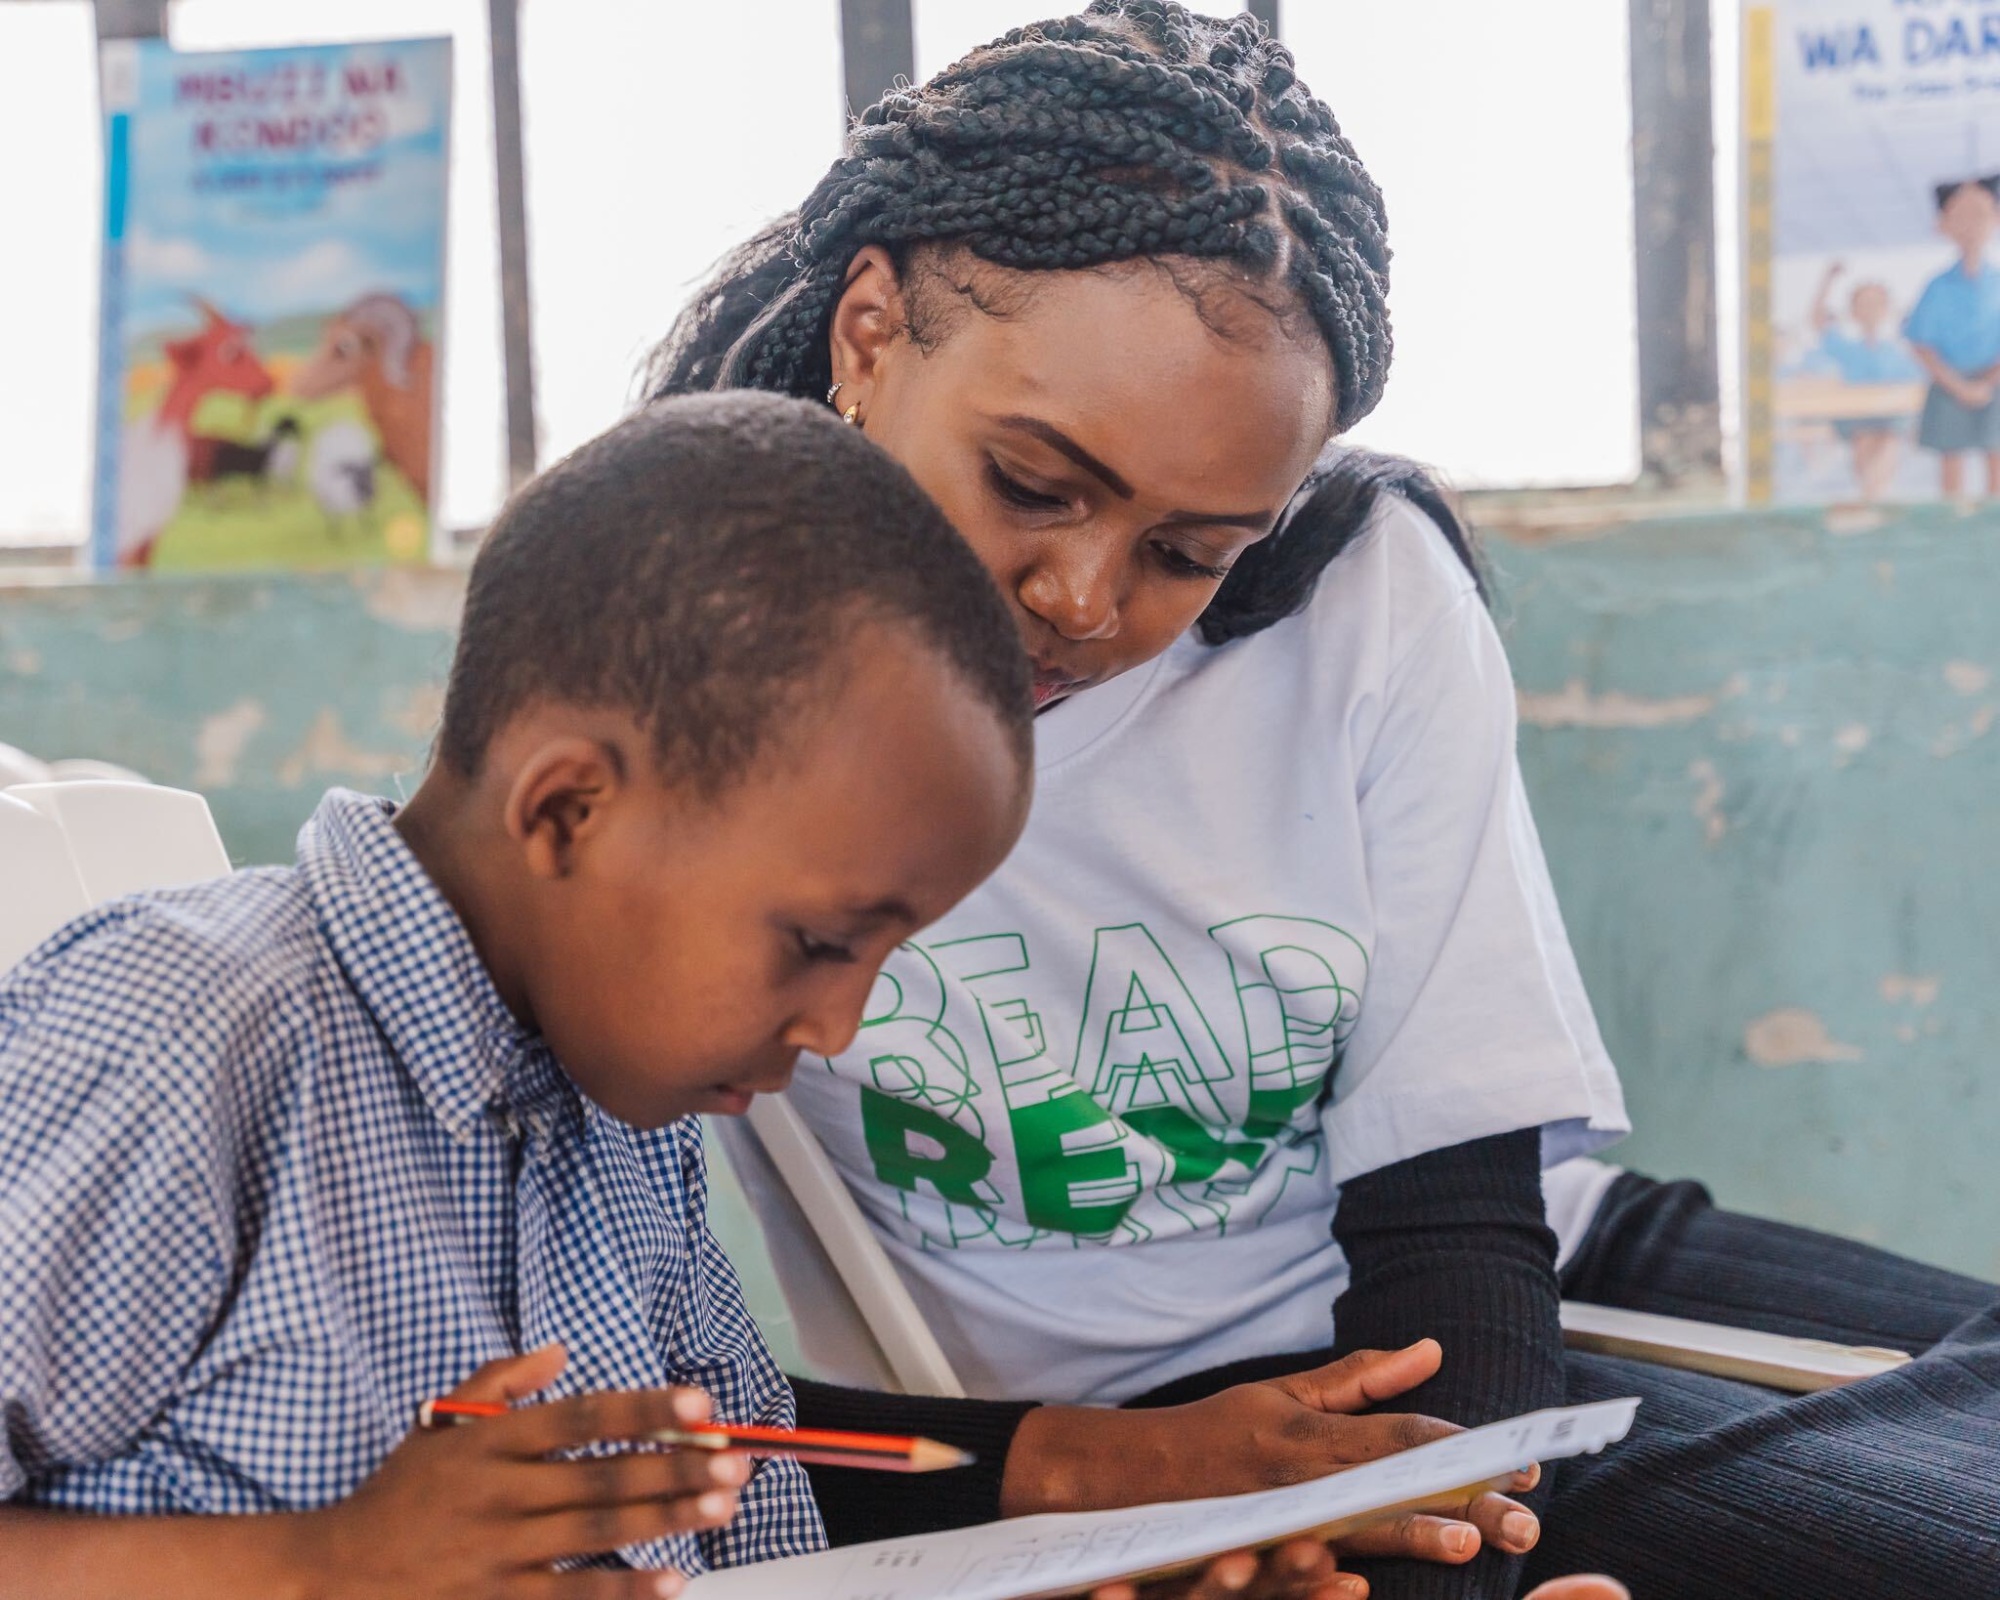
[827,245,905,403]
[502,736,627,882]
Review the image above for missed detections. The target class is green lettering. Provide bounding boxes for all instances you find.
[860,1088,995,1206]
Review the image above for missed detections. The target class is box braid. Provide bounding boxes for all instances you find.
[647,0,1483,643]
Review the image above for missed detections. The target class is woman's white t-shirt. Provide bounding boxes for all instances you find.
[784,496,1629,1404]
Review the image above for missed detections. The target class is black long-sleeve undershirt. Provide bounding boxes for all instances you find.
[1330,1127,1563,1600]
[794,1127,1563,1600]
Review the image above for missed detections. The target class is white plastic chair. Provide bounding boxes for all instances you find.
[45,758,152,785]
[7,781,230,904]
[0,740,52,789]
[0,791,91,973]
[714,1098,965,1396]
[721,1096,1911,1399]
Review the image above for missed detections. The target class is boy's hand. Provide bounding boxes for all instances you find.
[296,1344,744,1599]
[1006,1342,1541,1567]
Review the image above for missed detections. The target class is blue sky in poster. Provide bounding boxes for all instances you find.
[122,37,450,341]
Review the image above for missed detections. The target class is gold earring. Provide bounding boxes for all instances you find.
[826,381,844,407]
[842,403,861,426]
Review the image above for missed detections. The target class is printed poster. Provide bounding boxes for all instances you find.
[92,37,450,569]
[1746,2,2000,503]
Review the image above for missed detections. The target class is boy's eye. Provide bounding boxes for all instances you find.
[986,460,1070,513]
[793,928,857,965]
[1152,541,1230,582]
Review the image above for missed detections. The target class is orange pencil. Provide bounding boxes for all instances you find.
[417,1398,972,1472]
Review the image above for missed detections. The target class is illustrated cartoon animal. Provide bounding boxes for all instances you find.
[290,293,434,501]
[187,416,302,490]
[115,300,275,567]
[307,418,379,537]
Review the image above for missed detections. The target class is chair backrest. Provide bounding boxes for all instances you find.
[713,1095,965,1398]
[0,740,52,789]
[7,781,231,905]
[0,792,91,973]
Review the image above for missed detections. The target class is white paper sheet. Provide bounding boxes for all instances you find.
[687,1396,1639,1600]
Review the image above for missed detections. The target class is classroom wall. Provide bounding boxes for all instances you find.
[3,503,1995,1290]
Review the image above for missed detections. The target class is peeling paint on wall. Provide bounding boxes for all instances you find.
[1880,973,1942,1007]
[353,567,466,633]
[194,698,267,788]
[1744,1007,1864,1067]
[1943,660,1991,696]
[1519,678,1719,728]
[276,708,414,789]
[1687,757,1727,842]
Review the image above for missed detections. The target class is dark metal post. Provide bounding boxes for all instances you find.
[91,0,167,40]
[488,0,538,491]
[840,0,914,118]
[1628,0,1722,486]
[1245,0,1280,37]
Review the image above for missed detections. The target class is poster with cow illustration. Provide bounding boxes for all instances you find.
[91,36,449,570]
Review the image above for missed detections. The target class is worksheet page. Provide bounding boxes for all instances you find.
[687,1397,1640,1600]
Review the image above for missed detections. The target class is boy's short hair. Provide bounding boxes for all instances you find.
[1933,174,2000,210]
[438,392,1031,790]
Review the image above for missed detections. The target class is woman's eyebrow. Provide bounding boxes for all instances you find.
[994,415,1275,530]
[996,415,1135,499]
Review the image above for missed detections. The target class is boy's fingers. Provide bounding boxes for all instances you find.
[496,1387,714,1456]
[1271,1342,1443,1415]
[511,1570,686,1600]
[1338,1512,1481,1566]
[521,1489,740,1563]
[509,1448,750,1514]
[448,1342,570,1406]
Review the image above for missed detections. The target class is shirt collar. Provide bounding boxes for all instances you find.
[297,788,551,1142]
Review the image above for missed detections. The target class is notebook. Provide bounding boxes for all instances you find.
[687,1396,1640,1600]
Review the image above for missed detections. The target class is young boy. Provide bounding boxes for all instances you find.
[1905,175,2000,498]
[1808,261,1919,501]
[0,393,1033,1597]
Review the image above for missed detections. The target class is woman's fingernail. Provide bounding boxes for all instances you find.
[1287,1544,1321,1572]
[696,1491,732,1520]
[1502,1512,1539,1549]
[1336,1576,1369,1600]
[1445,1526,1477,1557]
[1220,1558,1254,1591]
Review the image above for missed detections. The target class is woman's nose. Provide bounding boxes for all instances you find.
[1019,553,1121,642]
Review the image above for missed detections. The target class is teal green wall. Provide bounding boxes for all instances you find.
[3,506,1995,1287]
[1495,508,1999,1282]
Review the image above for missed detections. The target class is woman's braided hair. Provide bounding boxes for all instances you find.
[650,1,1482,642]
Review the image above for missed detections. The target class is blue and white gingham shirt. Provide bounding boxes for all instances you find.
[0,788,823,1574]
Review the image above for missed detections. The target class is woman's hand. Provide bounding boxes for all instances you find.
[1089,1546,1631,1600]
[1005,1340,1541,1567]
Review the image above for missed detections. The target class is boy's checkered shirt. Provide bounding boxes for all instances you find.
[0,788,823,1574]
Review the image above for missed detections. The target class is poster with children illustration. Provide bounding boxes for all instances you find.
[91,36,450,570]
[1745,2,2000,503]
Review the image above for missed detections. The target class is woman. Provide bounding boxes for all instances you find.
[648,6,2000,1598]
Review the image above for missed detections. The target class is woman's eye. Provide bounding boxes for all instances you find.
[794,929,857,965]
[986,460,1070,513]
[1153,542,1230,581]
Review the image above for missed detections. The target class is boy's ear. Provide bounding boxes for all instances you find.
[501,736,627,880]
[828,245,904,402]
